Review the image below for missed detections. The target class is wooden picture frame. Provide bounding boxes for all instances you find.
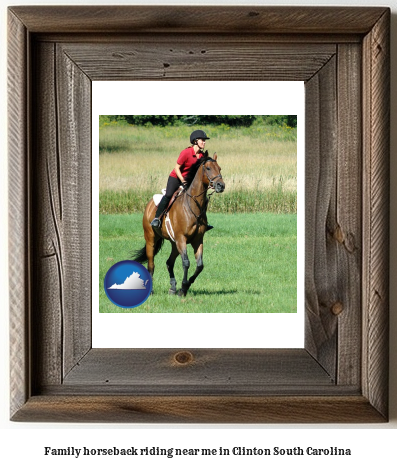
[8,6,390,423]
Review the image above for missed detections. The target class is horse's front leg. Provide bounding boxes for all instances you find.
[188,239,204,287]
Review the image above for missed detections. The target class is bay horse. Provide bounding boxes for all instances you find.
[132,152,225,296]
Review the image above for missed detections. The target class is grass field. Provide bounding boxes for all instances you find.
[99,212,297,313]
[99,120,297,214]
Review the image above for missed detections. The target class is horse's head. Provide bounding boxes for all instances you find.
[202,153,225,193]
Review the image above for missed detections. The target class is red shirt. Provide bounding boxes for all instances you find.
[169,147,203,179]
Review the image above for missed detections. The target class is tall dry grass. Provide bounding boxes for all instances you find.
[99,121,297,214]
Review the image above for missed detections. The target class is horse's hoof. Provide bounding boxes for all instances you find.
[168,289,176,295]
[177,289,187,297]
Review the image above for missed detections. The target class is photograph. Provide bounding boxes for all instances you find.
[98,114,298,314]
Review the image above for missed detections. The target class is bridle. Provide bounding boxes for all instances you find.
[203,161,223,191]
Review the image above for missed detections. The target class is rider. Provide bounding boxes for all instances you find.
[150,130,214,230]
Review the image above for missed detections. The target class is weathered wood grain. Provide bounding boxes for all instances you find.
[34,33,363,45]
[56,45,92,377]
[63,349,333,390]
[8,9,29,419]
[362,9,390,419]
[32,41,63,388]
[9,6,387,34]
[59,42,335,82]
[304,56,338,377]
[335,44,362,386]
[31,42,92,387]
[11,395,385,424]
[8,6,390,423]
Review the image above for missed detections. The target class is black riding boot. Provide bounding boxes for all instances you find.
[151,196,170,227]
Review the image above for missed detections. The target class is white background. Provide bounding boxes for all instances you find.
[1,0,397,470]
[92,81,305,348]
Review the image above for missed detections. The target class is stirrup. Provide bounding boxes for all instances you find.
[206,224,214,231]
[151,217,161,227]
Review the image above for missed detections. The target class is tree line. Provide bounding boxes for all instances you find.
[102,115,297,128]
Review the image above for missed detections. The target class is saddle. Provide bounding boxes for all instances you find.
[152,187,184,212]
[152,187,184,242]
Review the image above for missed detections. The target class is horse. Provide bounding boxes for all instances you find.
[132,152,225,297]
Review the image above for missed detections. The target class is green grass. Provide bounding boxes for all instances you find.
[99,212,297,313]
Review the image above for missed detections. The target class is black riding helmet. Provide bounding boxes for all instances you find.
[190,130,210,144]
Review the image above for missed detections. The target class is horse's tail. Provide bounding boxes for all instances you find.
[131,238,164,264]
[131,245,148,264]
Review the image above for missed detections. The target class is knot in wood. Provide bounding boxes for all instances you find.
[331,302,344,316]
[333,225,344,244]
[174,351,194,365]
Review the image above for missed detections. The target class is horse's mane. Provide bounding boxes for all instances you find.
[184,151,215,188]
